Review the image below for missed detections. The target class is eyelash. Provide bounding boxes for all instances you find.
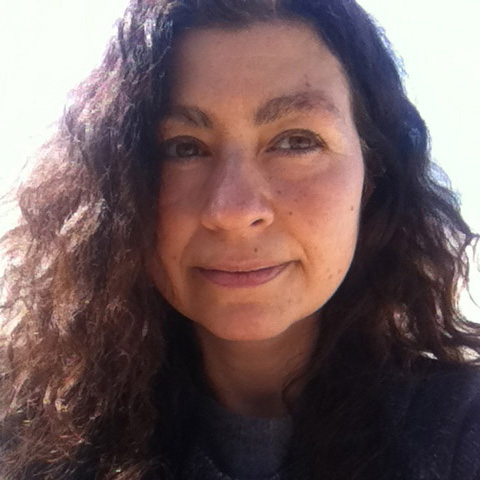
[159,136,209,161]
[160,129,325,161]
[267,129,325,156]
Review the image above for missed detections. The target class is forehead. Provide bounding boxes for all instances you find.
[168,20,352,119]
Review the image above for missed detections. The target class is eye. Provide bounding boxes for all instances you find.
[160,136,208,160]
[268,129,325,155]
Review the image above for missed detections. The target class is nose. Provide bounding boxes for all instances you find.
[200,150,274,234]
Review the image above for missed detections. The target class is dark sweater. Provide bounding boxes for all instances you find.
[179,363,480,480]
[26,362,480,479]
[384,364,480,480]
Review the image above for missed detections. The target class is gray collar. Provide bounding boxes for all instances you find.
[194,391,293,478]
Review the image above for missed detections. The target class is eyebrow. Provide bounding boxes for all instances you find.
[164,105,213,129]
[163,90,343,129]
[254,90,342,125]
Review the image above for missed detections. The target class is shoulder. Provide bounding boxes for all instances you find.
[384,360,480,480]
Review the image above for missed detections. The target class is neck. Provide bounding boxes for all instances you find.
[194,314,318,417]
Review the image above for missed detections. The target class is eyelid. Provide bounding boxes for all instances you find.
[159,135,210,158]
[159,129,325,160]
[267,129,326,152]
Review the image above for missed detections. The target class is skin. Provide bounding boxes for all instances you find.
[150,20,365,416]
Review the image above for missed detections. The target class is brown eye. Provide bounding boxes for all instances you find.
[269,130,324,154]
[161,137,207,159]
[282,135,315,150]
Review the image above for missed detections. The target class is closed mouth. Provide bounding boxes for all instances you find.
[196,262,290,288]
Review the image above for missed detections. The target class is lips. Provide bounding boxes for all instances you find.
[196,263,290,288]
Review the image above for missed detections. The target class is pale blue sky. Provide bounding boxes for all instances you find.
[0,0,478,317]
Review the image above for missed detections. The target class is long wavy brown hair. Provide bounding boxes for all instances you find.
[1,0,479,479]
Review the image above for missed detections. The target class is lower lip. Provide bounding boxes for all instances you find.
[197,263,290,288]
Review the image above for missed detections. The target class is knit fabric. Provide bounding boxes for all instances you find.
[40,362,480,479]
[180,391,293,479]
[384,365,480,480]
[180,363,480,480]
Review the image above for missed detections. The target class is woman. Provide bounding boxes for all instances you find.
[1,0,479,479]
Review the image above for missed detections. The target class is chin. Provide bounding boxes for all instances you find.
[191,304,307,342]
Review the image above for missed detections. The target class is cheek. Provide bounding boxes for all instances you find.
[154,215,190,290]
[158,164,202,210]
[156,163,205,250]
[280,159,364,230]
[150,186,195,303]
[280,159,364,281]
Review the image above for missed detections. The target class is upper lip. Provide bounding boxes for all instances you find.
[195,262,289,273]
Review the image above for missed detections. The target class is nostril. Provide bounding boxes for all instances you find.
[251,218,265,227]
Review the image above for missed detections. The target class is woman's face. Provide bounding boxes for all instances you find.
[150,20,365,341]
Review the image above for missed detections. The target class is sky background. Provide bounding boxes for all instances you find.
[0,0,478,318]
